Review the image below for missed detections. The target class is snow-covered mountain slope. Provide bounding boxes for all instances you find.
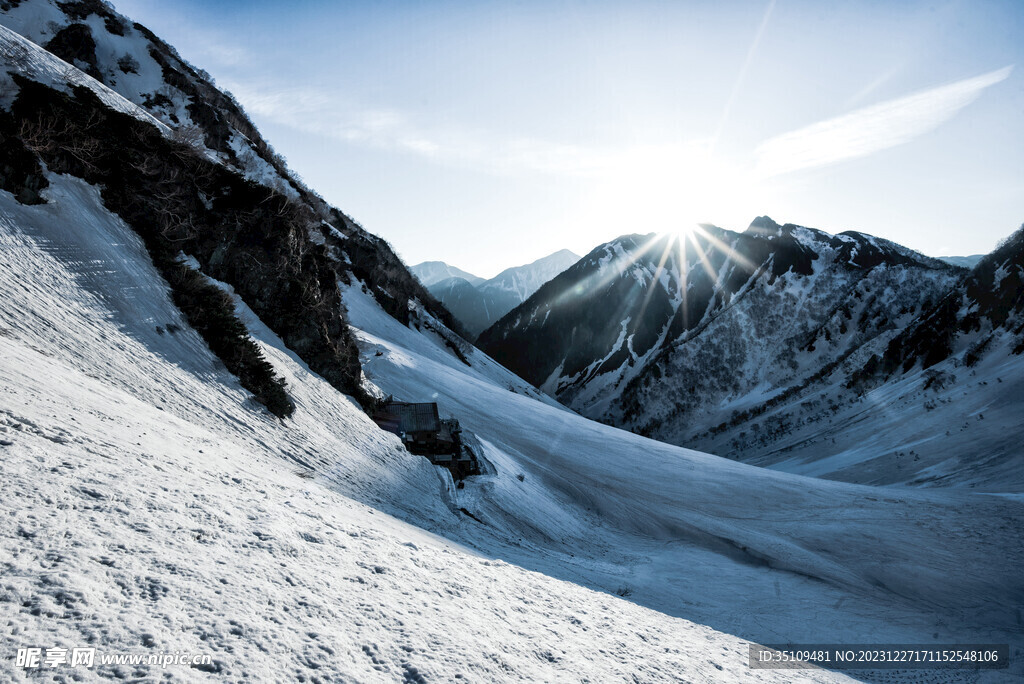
[422,249,581,339]
[410,259,484,287]
[0,0,300,197]
[870,224,1024,376]
[4,171,1022,679]
[343,273,1024,672]
[0,0,461,337]
[693,335,1024,489]
[0,9,464,408]
[0,176,833,683]
[0,20,167,135]
[2,3,1021,679]
[689,225,1024,488]
[479,218,960,429]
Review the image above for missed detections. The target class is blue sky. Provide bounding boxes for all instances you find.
[114,0,1024,278]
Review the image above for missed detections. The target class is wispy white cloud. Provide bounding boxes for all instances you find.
[194,41,252,69]
[226,81,706,178]
[228,79,755,231]
[233,65,1013,187]
[227,84,429,152]
[754,66,1013,178]
[227,81,768,239]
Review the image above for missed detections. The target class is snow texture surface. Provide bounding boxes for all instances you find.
[0,6,1021,679]
[0,174,869,681]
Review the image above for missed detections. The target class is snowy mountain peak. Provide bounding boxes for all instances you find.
[423,248,580,339]
[478,221,968,463]
[745,214,782,234]
[410,260,484,287]
[479,248,580,300]
[744,216,950,273]
[0,0,304,198]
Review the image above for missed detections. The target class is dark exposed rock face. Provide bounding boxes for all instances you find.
[7,77,361,411]
[44,23,99,79]
[0,111,48,203]
[856,223,1024,382]
[1,0,467,412]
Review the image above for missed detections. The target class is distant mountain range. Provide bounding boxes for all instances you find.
[479,217,1024,488]
[938,254,985,269]
[409,261,485,287]
[412,249,579,338]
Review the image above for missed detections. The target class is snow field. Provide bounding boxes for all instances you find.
[0,175,852,681]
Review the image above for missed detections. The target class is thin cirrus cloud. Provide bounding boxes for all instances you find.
[228,81,656,177]
[229,83,598,173]
[234,65,1012,186]
[227,83,443,156]
[754,65,1013,178]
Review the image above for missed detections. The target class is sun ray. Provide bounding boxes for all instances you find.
[551,233,666,309]
[690,224,758,274]
[636,233,678,326]
[677,233,690,331]
[687,228,721,287]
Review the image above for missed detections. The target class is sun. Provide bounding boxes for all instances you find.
[562,139,766,262]
[594,144,749,233]
[675,220,700,242]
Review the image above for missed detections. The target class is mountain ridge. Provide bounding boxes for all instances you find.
[0,0,468,396]
[474,216,1024,487]
[410,260,484,287]
[419,248,580,338]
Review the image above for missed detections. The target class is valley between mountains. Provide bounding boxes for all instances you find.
[0,1,1021,681]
